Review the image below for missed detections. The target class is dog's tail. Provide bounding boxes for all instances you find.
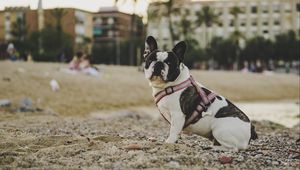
[250,124,258,140]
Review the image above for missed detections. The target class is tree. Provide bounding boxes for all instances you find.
[10,15,29,59]
[274,30,299,61]
[50,8,68,57]
[148,0,182,47]
[195,6,219,48]
[241,36,274,63]
[210,37,236,69]
[229,6,244,69]
[40,26,73,61]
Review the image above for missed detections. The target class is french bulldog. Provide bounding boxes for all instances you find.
[143,36,257,151]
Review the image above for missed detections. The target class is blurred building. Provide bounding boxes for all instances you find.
[92,6,145,64]
[93,6,144,42]
[147,0,300,49]
[0,3,93,53]
[0,7,29,43]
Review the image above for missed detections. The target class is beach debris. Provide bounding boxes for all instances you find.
[124,144,142,150]
[218,156,234,164]
[166,161,180,168]
[148,137,157,142]
[50,79,60,91]
[0,99,11,107]
[2,77,11,82]
[19,98,34,112]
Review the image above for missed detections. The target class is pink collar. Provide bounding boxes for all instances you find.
[154,76,212,105]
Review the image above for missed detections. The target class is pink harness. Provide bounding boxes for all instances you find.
[154,76,217,128]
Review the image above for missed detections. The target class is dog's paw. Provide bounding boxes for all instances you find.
[165,137,177,143]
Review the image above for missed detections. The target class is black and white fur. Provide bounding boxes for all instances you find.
[143,36,257,151]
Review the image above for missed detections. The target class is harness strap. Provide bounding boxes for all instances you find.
[183,92,216,128]
[154,78,192,104]
[154,75,217,128]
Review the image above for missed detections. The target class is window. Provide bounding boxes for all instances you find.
[252,21,257,26]
[274,20,280,25]
[263,30,269,34]
[263,21,268,26]
[241,22,246,27]
[296,3,300,12]
[262,6,268,13]
[251,6,257,13]
[107,17,114,25]
[273,4,280,13]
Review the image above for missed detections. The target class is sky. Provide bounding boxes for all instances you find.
[0,0,149,17]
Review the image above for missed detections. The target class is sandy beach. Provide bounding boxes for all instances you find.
[0,61,299,169]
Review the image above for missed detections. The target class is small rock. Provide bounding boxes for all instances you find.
[219,156,233,164]
[19,98,33,112]
[2,77,11,82]
[88,141,95,147]
[166,161,180,168]
[148,137,157,142]
[272,161,279,165]
[0,99,11,107]
[124,144,142,150]
[50,79,60,91]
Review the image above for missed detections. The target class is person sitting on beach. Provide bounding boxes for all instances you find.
[69,51,84,70]
[79,55,99,76]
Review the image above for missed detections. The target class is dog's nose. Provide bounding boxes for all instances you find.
[153,62,164,76]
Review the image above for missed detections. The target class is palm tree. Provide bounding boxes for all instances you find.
[196,6,219,69]
[114,0,138,65]
[50,8,67,32]
[196,6,219,49]
[148,0,181,47]
[230,6,244,69]
[230,6,243,30]
[50,8,68,52]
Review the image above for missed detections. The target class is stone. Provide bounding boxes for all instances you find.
[0,99,11,107]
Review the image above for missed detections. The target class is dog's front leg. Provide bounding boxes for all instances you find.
[166,112,185,143]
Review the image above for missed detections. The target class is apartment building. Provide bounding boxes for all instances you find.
[0,4,93,52]
[147,0,300,49]
[93,7,144,42]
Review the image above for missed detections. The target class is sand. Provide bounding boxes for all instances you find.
[0,61,299,169]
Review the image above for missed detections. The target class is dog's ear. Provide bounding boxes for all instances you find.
[172,41,186,62]
[144,36,158,58]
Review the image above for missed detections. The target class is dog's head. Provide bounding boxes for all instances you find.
[143,36,186,87]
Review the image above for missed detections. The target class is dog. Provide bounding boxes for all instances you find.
[143,36,257,151]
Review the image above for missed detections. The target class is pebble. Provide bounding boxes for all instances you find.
[218,156,233,164]
[166,161,180,168]
[124,144,142,150]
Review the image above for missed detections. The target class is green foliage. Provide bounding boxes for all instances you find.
[28,26,73,62]
[184,38,205,68]
[241,36,274,62]
[209,37,237,69]
[196,6,219,27]
[10,16,29,59]
[274,30,299,61]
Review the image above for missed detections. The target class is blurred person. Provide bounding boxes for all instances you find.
[69,51,83,70]
[7,43,18,61]
[241,61,249,73]
[256,60,263,73]
[27,53,33,62]
[79,54,99,76]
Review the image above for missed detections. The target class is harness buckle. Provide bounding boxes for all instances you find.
[165,86,174,95]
